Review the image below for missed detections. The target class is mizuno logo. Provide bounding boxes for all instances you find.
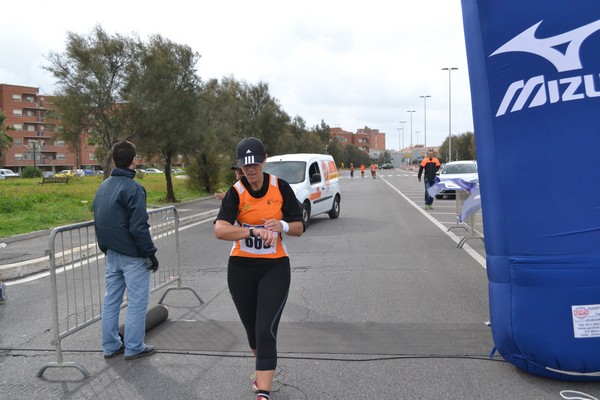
[495,74,600,116]
[491,19,600,72]
[491,19,600,117]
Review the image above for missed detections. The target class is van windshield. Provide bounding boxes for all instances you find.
[264,161,306,184]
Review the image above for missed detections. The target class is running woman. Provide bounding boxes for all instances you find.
[214,137,305,400]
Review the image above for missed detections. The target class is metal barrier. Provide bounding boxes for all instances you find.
[37,206,203,378]
[447,189,468,233]
[454,189,485,248]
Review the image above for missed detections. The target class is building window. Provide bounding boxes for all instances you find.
[12,94,22,101]
[26,96,35,102]
[27,125,35,131]
[13,109,22,116]
[15,153,24,161]
[56,153,66,160]
[89,153,96,160]
[54,140,65,146]
[14,139,23,145]
[26,110,35,117]
[13,124,22,130]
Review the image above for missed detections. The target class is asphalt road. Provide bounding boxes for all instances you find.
[1,169,599,399]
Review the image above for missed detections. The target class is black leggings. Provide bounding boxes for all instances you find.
[227,257,291,371]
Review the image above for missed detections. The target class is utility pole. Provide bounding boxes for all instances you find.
[442,67,458,161]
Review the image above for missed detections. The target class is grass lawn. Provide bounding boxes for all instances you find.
[0,174,209,239]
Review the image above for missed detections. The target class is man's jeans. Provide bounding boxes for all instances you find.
[102,249,150,357]
[424,178,435,206]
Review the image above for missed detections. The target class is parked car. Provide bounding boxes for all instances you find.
[54,170,77,178]
[264,153,341,226]
[143,168,164,174]
[0,168,19,179]
[435,160,478,199]
[42,171,55,178]
[379,163,394,169]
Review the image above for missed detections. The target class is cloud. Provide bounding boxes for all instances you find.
[0,0,474,150]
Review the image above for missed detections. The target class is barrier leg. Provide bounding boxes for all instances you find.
[37,362,90,379]
[448,191,468,232]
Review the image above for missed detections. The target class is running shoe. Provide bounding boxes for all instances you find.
[251,372,259,393]
[257,395,269,400]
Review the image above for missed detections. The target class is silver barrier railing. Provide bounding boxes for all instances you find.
[37,206,203,379]
[454,190,484,248]
[447,189,468,233]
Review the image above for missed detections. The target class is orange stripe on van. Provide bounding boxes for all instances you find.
[309,187,322,201]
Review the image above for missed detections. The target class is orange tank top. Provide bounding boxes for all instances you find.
[230,174,289,258]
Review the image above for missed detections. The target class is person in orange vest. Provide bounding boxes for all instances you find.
[360,164,365,178]
[349,162,355,179]
[370,163,377,179]
[417,148,441,210]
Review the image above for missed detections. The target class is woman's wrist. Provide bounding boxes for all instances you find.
[280,220,289,233]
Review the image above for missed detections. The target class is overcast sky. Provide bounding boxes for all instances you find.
[0,0,474,151]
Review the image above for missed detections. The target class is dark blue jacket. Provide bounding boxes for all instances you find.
[93,167,157,257]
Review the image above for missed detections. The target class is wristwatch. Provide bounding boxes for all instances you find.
[249,227,255,237]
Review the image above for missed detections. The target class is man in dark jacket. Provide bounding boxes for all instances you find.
[93,140,158,361]
[417,149,441,210]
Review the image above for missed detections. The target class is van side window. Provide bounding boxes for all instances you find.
[309,162,321,184]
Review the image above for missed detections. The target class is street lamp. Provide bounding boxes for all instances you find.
[398,121,406,150]
[442,67,458,162]
[419,95,431,148]
[407,110,416,147]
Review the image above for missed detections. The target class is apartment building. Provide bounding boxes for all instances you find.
[0,84,100,174]
[330,126,386,157]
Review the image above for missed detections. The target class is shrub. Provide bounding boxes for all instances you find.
[20,166,43,178]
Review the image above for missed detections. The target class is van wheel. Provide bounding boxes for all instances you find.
[328,195,340,219]
[301,202,311,226]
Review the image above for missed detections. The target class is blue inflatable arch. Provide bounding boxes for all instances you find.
[461,0,600,380]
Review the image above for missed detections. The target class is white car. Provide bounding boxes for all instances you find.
[264,153,341,226]
[435,160,478,199]
[0,169,19,179]
[143,168,164,174]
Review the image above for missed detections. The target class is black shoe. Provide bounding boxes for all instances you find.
[103,344,125,359]
[124,345,155,360]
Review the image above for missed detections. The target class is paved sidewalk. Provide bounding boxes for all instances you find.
[0,196,221,280]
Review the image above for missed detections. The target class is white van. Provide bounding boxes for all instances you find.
[264,153,341,226]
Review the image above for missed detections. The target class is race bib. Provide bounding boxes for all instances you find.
[240,224,277,255]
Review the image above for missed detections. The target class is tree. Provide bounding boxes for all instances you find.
[49,88,88,168]
[186,77,245,193]
[0,111,14,161]
[128,34,201,202]
[344,143,371,167]
[376,150,392,165]
[326,137,347,167]
[438,131,476,162]
[45,26,136,179]
[186,78,293,193]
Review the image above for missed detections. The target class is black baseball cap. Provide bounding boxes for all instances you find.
[236,137,266,167]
